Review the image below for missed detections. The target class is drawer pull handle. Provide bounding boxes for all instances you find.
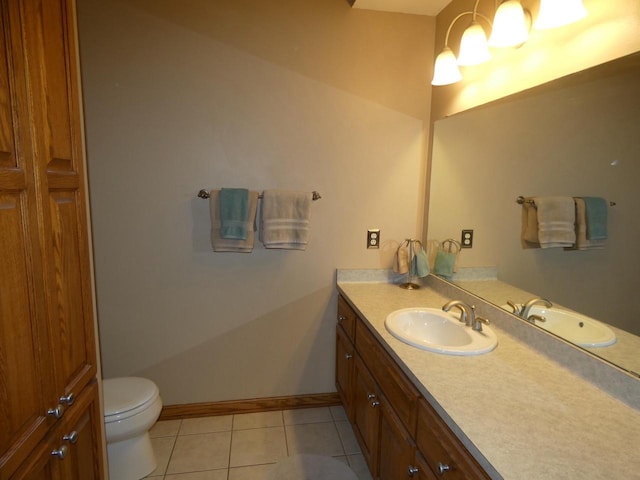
[371,400,380,407]
[59,392,75,405]
[367,393,376,400]
[338,314,346,322]
[63,431,79,444]
[437,462,451,475]
[50,445,68,460]
[47,404,65,419]
[408,465,419,476]
[345,353,353,360]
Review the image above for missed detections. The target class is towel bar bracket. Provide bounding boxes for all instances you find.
[198,189,321,201]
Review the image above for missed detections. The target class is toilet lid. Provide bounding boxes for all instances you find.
[103,377,159,417]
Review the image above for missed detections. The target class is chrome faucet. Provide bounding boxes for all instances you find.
[521,298,553,320]
[442,300,475,327]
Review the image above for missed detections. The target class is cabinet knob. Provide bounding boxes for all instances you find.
[345,353,353,360]
[437,462,451,475]
[371,400,380,407]
[59,392,75,405]
[63,431,79,444]
[50,445,68,460]
[408,465,419,476]
[47,404,65,419]
[367,393,376,400]
[338,314,346,323]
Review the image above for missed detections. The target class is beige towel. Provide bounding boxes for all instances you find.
[520,199,540,248]
[259,190,312,250]
[535,196,576,248]
[210,190,258,252]
[565,197,605,251]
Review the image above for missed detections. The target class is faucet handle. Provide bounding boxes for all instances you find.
[506,300,522,315]
[527,314,546,325]
[472,316,490,332]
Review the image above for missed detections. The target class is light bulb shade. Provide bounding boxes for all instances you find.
[457,22,491,66]
[489,1,529,47]
[534,0,587,30]
[431,47,462,86]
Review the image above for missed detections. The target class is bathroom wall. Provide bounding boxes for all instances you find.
[77,0,435,404]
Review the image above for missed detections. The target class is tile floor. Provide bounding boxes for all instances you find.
[145,406,373,480]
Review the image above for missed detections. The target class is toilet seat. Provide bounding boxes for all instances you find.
[104,377,160,423]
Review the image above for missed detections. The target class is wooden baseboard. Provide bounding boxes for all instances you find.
[159,392,342,420]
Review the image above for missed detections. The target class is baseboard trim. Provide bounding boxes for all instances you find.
[159,392,342,420]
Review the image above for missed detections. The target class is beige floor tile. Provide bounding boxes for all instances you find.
[229,426,287,467]
[233,411,283,430]
[286,422,345,456]
[179,415,233,435]
[283,407,333,425]
[166,431,231,474]
[150,419,182,438]
[148,435,176,476]
[335,420,362,455]
[348,454,373,480]
[228,463,275,480]
[330,405,348,422]
[165,470,228,479]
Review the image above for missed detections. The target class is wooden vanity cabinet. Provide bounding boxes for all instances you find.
[336,295,489,480]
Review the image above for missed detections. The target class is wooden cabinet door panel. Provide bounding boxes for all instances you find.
[19,0,96,399]
[352,355,380,476]
[378,398,415,480]
[0,4,54,477]
[336,326,355,421]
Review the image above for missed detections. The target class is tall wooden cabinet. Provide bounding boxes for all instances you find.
[0,0,104,478]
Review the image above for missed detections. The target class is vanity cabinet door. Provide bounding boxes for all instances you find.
[378,397,416,480]
[416,399,489,480]
[338,295,356,341]
[336,325,356,421]
[352,355,381,476]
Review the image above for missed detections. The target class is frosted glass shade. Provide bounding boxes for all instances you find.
[489,1,529,47]
[432,47,462,86]
[457,22,491,66]
[534,0,587,29]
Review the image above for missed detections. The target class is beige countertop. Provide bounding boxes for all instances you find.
[337,280,640,480]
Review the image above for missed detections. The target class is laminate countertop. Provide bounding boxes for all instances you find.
[337,280,640,480]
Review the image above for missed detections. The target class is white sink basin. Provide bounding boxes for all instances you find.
[385,308,498,356]
[504,305,616,348]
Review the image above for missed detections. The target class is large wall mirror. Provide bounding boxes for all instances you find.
[428,51,640,378]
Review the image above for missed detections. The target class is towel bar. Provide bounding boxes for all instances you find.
[516,196,616,206]
[198,189,321,201]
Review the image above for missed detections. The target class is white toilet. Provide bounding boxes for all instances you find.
[103,377,162,480]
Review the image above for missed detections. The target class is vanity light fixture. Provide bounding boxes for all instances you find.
[488,0,530,48]
[534,0,587,29]
[432,0,586,86]
[457,0,492,66]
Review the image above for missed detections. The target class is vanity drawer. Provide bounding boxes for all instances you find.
[356,318,419,436]
[338,295,357,341]
[416,399,489,480]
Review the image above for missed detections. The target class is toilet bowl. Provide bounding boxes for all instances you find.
[103,377,162,480]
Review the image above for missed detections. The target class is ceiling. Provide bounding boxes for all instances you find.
[351,0,452,16]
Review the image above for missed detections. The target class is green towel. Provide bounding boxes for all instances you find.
[220,188,250,240]
[583,197,608,240]
[434,250,456,278]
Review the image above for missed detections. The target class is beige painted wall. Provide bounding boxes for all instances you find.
[77,0,435,404]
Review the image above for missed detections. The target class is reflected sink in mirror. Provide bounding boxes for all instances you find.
[385,308,498,355]
[502,305,616,348]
